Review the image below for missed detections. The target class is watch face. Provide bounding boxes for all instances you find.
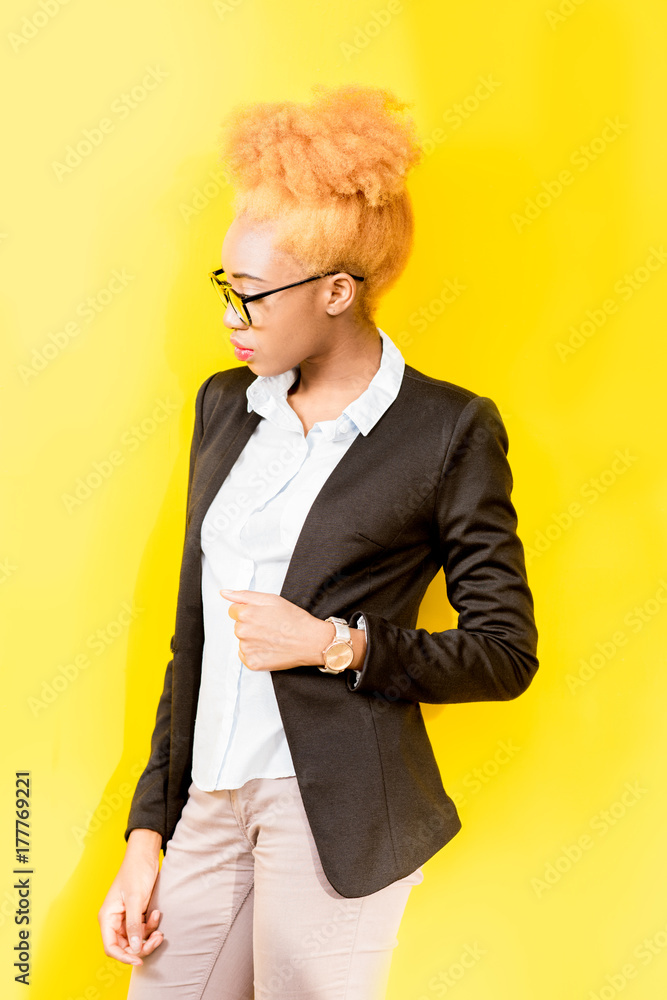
[324,641,354,671]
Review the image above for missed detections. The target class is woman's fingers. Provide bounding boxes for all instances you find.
[98,906,143,966]
[140,928,165,956]
[124,890,152,954]
[98,844,161,965]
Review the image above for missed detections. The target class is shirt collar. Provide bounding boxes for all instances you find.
[246,328,405,440]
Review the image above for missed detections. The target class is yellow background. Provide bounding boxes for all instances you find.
[2,0,666,996]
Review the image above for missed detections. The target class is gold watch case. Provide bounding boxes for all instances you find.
[322,639,354,672]
[320,617,354,673]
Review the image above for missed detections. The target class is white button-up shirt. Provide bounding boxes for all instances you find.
[191,327,405,791]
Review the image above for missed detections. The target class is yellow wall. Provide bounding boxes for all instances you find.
[3,0,666,996]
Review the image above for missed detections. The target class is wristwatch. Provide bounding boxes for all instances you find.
[318,616,354,674]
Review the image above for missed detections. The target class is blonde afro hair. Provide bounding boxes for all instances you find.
[218,83,424,323]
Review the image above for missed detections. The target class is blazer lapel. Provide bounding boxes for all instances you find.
[278,365,409,612]
[184,362,412,615]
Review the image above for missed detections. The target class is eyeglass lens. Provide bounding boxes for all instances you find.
[213,275,250,324]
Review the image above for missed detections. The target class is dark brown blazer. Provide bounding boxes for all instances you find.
[124,361,539,898]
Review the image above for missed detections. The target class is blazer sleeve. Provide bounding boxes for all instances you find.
[345,394,539,704]
[124,373,217,843]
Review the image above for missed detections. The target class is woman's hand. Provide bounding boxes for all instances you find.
[219,589,342,671]
[97,829,164,965]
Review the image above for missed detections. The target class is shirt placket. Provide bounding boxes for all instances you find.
[216,412,308,783]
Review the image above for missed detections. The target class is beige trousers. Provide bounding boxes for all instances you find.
[126,776,423,1000]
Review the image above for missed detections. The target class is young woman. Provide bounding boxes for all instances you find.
[98,83,539,999]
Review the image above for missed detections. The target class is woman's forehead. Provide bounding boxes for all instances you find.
[222,217,300,275]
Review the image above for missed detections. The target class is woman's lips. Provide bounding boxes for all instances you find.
[230,339,254,361]
[233,345,254,361]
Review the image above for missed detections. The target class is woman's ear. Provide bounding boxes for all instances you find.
[325,274,357,316]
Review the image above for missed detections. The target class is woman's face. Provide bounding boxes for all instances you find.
[222,215,368,375]
[219,214,354,377]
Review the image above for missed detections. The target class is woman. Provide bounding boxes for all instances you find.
[98,83,539,999]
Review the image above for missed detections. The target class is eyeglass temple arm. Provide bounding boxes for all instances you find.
[240,273,365,303]
[210,270,364,304]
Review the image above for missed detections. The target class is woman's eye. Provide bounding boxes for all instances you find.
[234,287,260,302]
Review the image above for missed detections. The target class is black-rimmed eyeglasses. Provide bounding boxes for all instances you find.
[209,267,365,326]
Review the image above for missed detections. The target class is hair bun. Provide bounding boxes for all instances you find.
[219,83,423,208]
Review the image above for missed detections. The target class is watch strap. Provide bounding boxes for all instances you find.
[318,616,353,674]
